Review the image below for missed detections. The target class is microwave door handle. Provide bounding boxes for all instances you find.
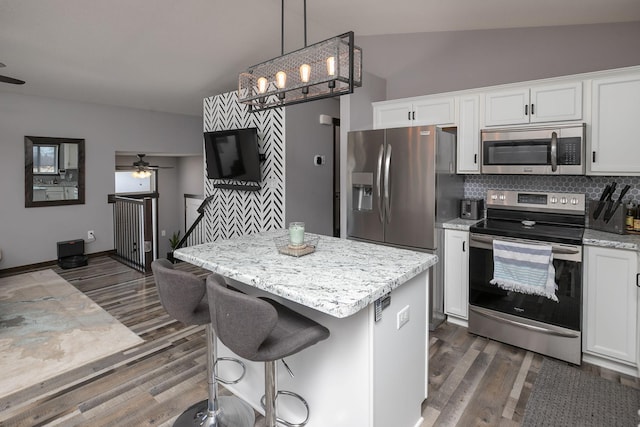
[550,131,558,172]
[377,144,385,223]
[384,144,392,223]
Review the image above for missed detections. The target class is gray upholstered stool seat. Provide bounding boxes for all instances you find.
[152,259,255,427]
[207,275,330,427]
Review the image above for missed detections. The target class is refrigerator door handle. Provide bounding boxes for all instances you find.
[384,143,392,223]
[376,144,385,223]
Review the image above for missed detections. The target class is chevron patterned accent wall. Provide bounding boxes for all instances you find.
[202,91,285,242]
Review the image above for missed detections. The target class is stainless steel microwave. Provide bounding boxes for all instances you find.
[480,123,586,175]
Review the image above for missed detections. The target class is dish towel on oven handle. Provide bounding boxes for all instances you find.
[490,239,559,302]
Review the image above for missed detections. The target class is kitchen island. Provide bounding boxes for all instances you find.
[174,229,437,427]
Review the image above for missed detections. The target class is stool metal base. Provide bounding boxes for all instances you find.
[173,396,255,427]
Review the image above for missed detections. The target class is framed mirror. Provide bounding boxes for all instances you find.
[25,136,85,207]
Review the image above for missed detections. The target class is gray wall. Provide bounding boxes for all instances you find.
[285,99,340,235]
[357,21,640,100]
[0,92,202,269]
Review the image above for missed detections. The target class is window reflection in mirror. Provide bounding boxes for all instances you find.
[25,136,85,207]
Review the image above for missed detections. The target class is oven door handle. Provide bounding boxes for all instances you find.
[469,306,580,338]
[469,233,580,255]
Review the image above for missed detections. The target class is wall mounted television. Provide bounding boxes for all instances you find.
[204,127,261,189]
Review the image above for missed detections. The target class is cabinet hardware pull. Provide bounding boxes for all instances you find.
[408,111,411,120]
[592,151,596,162]
[462,241,466,252]
[531,103,535,115]
[474,154,477,164]
[525,104,528,115]
[412,111,415,120]
[637,273,639,287]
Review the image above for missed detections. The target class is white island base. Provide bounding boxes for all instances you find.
[215,270,428,427]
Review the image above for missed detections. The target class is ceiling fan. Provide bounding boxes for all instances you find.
[0,62,25,85]
[116,154,173,178]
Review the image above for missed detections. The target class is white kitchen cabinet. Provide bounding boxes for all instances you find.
[484,82,582,126]
[444,229,469,323]
[62,143,78,169]
[589,73,640,175]
[45,187,65,200]
[583,246,638,368]
[373,97,455,129]
[456,95,480,174]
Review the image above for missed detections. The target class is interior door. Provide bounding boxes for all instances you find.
[347,130,385,243]
[384,126,436,249]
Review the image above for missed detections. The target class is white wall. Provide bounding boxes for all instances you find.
[0,92,202,269]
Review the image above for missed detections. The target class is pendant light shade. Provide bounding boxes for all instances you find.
[238,7,362,113]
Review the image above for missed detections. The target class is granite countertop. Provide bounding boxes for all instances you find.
[583,228,640,251]
[174,229,437,318]
[442,217,483,231]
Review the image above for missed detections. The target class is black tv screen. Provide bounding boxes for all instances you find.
[204,128,261,183]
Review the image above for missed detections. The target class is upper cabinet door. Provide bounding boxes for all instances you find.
[457,95,480,174]
[412,97,456,127]
[590,73,640,175]
[484,88,530,126]
[530,82,582,123]
[373,97,456,129]
[484,82,583,126]
[373,102,413,129]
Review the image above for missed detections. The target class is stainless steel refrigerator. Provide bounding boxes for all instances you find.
[347,125,463,330]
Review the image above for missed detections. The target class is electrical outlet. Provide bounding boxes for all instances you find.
[87,230,95,241]
[397,305,410,330]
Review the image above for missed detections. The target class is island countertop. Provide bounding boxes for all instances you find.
[174,229,437,318]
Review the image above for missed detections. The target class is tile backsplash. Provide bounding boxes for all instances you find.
[464,175,640,204]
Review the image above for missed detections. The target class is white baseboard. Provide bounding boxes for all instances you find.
[582,353,639,377]
[446,315,468,328]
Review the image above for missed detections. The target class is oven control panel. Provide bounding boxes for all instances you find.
[486,190,585,213]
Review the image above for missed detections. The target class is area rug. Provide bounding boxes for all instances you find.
[522,357,640,426]
[0,269,143,399]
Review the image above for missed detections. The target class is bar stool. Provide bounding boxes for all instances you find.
[206,275,330,427]
[151,259,255,427]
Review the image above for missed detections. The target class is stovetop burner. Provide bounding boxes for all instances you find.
[470,190,586,245]
[471,218,585,245]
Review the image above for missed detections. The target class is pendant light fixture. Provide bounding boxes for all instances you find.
[238,0,362,112]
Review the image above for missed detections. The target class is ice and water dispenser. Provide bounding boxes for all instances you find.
[351,172,373,211]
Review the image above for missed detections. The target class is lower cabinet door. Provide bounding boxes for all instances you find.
[444,229,469,320]
[584,246,638,365]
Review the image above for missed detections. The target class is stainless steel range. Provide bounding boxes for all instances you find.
[468,190,585,364]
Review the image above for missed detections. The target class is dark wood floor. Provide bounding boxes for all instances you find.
[1,255,638,426]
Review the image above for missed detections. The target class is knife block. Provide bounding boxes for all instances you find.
[587,200,626,234]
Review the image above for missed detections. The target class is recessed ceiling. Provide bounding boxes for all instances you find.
[1,0,639,116]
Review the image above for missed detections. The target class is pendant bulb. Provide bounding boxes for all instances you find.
[257,77,268,94]
[275,71,287,89]
[300,64,311,83]
[327,56,336,76]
